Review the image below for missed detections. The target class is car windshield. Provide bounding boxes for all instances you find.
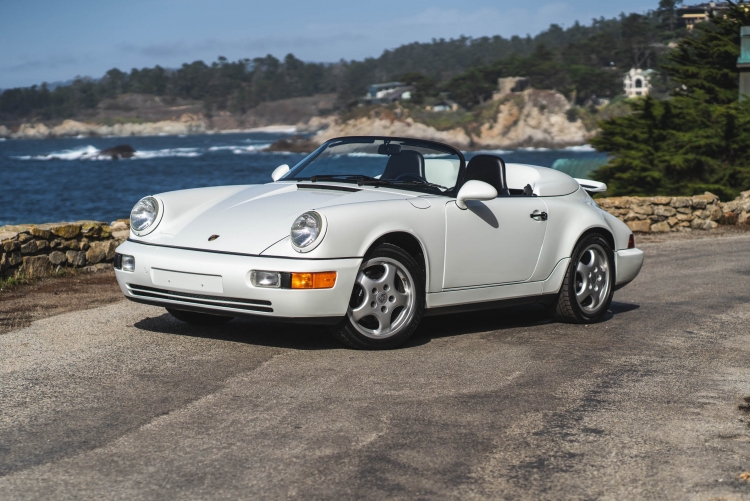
[284,138,462,194]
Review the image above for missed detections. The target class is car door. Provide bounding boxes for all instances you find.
[443,197,548,289]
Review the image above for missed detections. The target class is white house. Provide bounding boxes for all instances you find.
[360,82,414,105]
[624,68,656,98]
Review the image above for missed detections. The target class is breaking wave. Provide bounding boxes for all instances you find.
[133,148,201,159]
[471,149,511,155]
[12,145,202,161]
[563,144,596,152]
[207,144,271,154]
[14,145,103,161]
[11,143,282,161]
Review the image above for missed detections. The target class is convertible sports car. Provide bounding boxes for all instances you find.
[115,136,644,349]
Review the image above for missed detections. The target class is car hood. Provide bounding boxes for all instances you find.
[139,182,416,255]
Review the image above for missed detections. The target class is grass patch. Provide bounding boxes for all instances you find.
[0,275,28,292]
[0,266,88,294]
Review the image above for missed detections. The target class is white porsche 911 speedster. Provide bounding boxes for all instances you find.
[114,136,644,349]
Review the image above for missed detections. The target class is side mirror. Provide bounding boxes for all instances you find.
[456,180,498,210]
[271,164,290,182]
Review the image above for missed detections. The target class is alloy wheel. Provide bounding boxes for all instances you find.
[574,243,612,315]
[347,257,416,339]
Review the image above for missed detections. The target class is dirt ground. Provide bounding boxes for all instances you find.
[1,225,748,336]
[0,271,123,335]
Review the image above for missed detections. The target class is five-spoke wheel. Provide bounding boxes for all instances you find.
[348,257,416,339]
[550,233,614,323]
[574,243,611,315]
[332,244,425,349]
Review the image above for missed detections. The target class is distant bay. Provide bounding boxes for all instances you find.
[0,133,605,226]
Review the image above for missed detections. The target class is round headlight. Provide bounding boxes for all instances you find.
[291,211,324,251]
[130,196,160,233]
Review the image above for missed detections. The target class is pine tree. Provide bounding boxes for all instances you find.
[592,1,750,200]
[657,0,683,32]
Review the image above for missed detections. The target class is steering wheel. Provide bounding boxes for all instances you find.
[394,173,428,183]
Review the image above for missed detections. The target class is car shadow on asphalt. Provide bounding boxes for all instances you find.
[411,301,640,344]
[134,314,341,350]
[133,301,640,351]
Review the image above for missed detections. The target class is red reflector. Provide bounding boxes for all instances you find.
[627,234,635,249]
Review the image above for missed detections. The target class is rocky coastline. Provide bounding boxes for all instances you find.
[311,89,594,150]
[0,90,599,150]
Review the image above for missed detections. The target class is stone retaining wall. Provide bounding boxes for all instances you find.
[2,190,749,280]
[0,220,130,279]
[597,190,750,233]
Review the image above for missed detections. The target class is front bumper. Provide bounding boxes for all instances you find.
[114,240,361,320]
[614,248,644,288]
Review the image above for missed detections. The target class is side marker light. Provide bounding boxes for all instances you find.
[627,234,635,249]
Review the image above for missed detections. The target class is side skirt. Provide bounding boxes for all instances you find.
[424,293,557,317]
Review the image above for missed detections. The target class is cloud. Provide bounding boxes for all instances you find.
[538,2,571,17]
[117,33,369,61]
[5,55,79,72]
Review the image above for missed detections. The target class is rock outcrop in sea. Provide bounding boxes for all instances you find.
[98,145,136,159]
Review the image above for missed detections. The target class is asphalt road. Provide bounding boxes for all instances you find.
[1,234,750,500]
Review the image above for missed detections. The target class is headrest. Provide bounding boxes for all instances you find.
[381,150,425,180]
[464,155,510,196]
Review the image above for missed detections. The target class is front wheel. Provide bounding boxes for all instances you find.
[550,233,615,323]
[166,308,234,326]
[331,243,425,349]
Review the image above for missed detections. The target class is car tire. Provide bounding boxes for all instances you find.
[332,243,425,349]
[550,233,615,324]
[166,308,234,326]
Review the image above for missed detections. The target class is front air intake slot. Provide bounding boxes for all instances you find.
[127,284,273,312]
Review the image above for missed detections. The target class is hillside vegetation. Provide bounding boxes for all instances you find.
[592,2,750,200]
[0,1,687,123]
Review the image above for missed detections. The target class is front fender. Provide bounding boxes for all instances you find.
[261,198,448,292]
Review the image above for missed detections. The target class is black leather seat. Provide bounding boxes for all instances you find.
[381,150,425,180]
[463,154,510,196]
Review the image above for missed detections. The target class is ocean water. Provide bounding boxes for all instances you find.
[0,133,606,226]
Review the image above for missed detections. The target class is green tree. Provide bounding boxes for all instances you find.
[398,72,437,104]
[592,2,750,200]
[657,0,684,32]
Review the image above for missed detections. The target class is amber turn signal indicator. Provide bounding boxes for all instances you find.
[291,271,337,289]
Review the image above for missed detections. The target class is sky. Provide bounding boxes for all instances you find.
[0,0,657,89]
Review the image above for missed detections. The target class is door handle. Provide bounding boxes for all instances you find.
[530,211,548,221]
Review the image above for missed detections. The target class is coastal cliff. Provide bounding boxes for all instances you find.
[8,114,208,139]
[0,90,599,149]
[313,89,595,149]
[0,93,337,140]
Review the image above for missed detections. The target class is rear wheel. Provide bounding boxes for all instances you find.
[550,233,614,323]
[332,244,425,349]
[166,308,234,326]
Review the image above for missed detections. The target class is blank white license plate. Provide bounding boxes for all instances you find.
[151,268,223,294]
